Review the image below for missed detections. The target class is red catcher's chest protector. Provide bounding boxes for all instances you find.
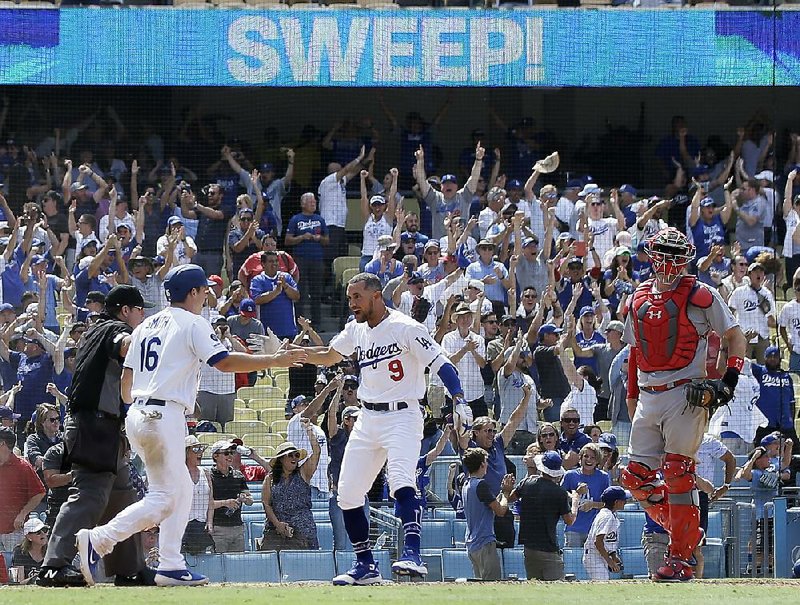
[631,276,712,372]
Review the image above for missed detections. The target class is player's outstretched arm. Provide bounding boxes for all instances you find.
[213,350,308,373]
[286,344,344,368]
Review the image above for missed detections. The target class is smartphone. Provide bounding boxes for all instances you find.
[574,241,587,257]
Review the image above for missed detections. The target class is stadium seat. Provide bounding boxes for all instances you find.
[332,256,360,286]
[341,267,359,287]
[703,538,725,578]
[433,507,457,520]
[618,547,648,577]
[242,433,285,449]
[249,522,265,550]
[260,445,276,459]
[562,547,588,580]
[226,420,268,436]
[420,550,443,581]
[347,243,361,257]
[272,373,290,392]
[501,548,527,580]
[617,510,646,549]
[234,398,247,408]
[223,552,281,582]
[239,385,285,402]
[707,510,723,539]
[420,520,453,549]
[312,510,330,523]
[248,398,287,412]
[270,419,290,433]
[186,553,224,581]
[260,409,288,426]
[316,523,334,550]
[441,548,474,579]
[452,520,467,546]
[335,550,392,575]
[234,407,258,421]
[197,432,237,445]
[279,550,336,582]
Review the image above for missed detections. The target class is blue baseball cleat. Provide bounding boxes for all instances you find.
[75,529,100,586]
[154,569,210,586]
[332,560,383,586]
[391,549,427,577]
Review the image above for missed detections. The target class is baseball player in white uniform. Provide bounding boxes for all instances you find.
[583,486,627,580]
[295,272,466,585]
[75,264,306,587]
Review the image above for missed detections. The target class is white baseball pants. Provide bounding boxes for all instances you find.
[337,405,423,510]
[89,401,192,572]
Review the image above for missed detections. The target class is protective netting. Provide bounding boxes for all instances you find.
[1,4,800,587]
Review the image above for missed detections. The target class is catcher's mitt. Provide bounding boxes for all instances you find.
[684,379,734,415]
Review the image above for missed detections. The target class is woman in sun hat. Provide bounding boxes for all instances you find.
[260,419,321,551]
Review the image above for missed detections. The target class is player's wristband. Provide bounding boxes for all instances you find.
[726,356,744,373]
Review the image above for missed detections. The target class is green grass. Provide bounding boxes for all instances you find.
[2,581,800,605]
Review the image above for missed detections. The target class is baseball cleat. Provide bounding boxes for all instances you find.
[391,549,427,577]
[332,561,383,586]
[75,529,100,586]
[154,569,210,586]
[653,557,694,582]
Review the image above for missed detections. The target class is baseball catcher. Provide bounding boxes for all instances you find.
[619,228,746,582]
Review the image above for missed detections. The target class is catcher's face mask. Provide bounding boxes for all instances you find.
[645,229,695,285]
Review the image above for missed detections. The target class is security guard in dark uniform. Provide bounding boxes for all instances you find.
[37,285,155,587]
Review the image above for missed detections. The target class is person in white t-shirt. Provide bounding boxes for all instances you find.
[709,358,767,455]
[583,486,627,581]
[781,170,800,292]
[578,192,625,269]
[779,273,800,372]
[728,262,776,363]
[76,264,306,588]
[359,169,397,272]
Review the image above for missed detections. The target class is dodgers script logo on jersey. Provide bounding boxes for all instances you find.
[356,342,403,369]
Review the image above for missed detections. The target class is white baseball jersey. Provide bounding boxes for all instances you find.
[123,306,230,413]
[779,300,800,354]
[709,360,766,443]
[330,310,445,403]
[695,433,729,483]
[583,507,620,580]
[729,284,776,341]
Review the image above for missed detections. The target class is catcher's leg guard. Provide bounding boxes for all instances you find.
[620,461,670,530]
[662,453,703,562]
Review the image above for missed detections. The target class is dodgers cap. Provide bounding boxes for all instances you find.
[164,264,215,303]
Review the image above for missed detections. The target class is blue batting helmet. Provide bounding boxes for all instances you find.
[164,264,215,303]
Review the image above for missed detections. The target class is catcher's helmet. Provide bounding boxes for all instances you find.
[644,228,695,284]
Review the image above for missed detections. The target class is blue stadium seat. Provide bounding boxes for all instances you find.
[420,520,453,549]
[223,552,281,582]
[618,547,648,577]
[335,550,392,576]
[316,523,334,551]
[441,548,474,580]
[429,458,458,501]
[312,510,330,523]
[617,511,646,549]
[241,502,263,513]
[312,500,329,510]
[186,553,224,581]
[706,510,723,539]
[433,508,457,520]
[556,520,566,546]
[419,549,444,582]
[562,548,588,580]
[249,522,265,550]
[703,538,725,578]
[452,520,467,547]
[242,512,262,525]
[279,550,336,582]
[501,548,527,580]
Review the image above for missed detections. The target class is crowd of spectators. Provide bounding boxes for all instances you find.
[0,103,799,582]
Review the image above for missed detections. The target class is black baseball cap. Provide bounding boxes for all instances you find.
[105,285,154,310]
